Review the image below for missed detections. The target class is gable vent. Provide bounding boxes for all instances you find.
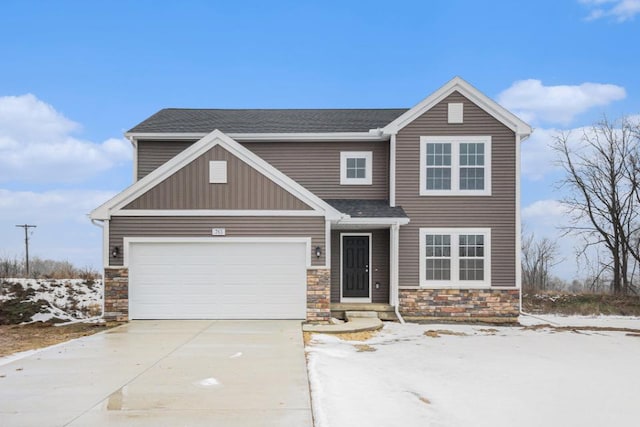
[448,103,464,124]
[209,161,228,184]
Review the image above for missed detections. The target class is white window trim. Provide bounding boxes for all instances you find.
[419,136,491,196]
[340,151,373,185]
[419,228,491,288]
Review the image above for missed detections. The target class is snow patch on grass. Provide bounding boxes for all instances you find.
[307,318,640,427]
[0,278,102,324]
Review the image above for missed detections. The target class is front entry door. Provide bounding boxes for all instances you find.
[342,235,370,299]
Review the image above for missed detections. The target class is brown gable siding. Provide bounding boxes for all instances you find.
[125,144,312,210]
[243,141,389,200]
[330,229,390,303]
[396,91,516,287]
[137,140,194,180]
[109,216,326,266]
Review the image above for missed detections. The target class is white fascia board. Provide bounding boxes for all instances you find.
[381,77,532,137]
[335,217,410,226]
[124,131,389,142]
[112,209,325,217]
[91,129,342,220]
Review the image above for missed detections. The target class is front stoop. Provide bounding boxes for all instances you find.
[302,316,383,333]
[331,303,398,321]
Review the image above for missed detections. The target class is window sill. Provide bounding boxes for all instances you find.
[419,190,492,197]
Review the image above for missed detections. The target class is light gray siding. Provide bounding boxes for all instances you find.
[243,141,389,200]
[109,216,326,266]
[137,140,194,180]
[396,91,516,287]
[330,229,390,303]
[126,145,312,210]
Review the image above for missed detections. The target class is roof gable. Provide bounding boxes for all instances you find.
[90,130,343,220]
[381,77,532,137]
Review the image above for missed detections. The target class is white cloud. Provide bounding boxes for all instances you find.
[497,79,626,125]
[580,0,640,22]
[0,94,131,183]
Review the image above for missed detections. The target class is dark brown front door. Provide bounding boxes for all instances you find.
[342,235,370,298]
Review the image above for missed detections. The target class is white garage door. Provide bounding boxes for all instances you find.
[128,240,307,319]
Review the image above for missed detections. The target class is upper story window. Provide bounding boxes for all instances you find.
[419,228,491,287]
[419,136,491,196]
[340,151,372,185]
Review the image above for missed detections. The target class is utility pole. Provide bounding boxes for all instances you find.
[15,224,37,277]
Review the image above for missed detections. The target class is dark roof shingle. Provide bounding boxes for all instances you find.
[325,199,408,218]
[127,108,408,134]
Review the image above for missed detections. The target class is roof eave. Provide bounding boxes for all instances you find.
[124,131,391,142]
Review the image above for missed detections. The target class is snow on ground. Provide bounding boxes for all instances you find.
[0,278,102,323]
[306,317,640,427]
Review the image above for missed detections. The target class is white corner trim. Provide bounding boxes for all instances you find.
[325,219,331,269]
[131,138,138,183]
[122,236,313,268]
[103,219,110,267]
[111,209,325,217]
[382,76,532,137]
[339,232,373,303]
[124,131,389,142]
[419,135,492,196]
[515,133,522,290]
[340,151,373,185]
[418,227,491,288]
[90,129,343,220]
[389,134,396,207]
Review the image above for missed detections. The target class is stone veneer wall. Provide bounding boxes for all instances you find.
[399,288,519,320]
[104,267,129,321]
[306,268,331,323]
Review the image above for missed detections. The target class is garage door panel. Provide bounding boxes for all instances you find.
[128,241,307,319]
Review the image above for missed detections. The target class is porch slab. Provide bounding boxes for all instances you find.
[302,317,383,334]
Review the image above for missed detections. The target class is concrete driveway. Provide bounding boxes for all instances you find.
[0,320,313,427]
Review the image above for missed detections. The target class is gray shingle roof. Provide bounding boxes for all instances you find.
[127,108,408,134]
[325,199,408,218]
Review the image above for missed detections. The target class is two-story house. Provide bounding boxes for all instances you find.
[90,77,532,323]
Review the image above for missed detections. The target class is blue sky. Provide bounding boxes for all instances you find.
[1,0,639,279]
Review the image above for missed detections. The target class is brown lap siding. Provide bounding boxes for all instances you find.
[396,91,517,287]
[108,216,326,267]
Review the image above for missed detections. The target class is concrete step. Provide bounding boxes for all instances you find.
[345,311,378,320]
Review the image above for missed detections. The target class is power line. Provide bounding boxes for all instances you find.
[15,224,37,277]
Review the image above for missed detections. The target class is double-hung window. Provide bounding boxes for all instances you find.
[340,151,372,185]
[420,136,491,195]
[420,228,491,287]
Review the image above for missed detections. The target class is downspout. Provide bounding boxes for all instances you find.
[391,223,405,324]
[90,218,107,319]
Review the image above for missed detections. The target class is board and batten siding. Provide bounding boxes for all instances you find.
[137,139,390,201]
[109,216,326,267]
[330,229,390,303]
[396,91,517,287]
[137,140,194,180]
[126,145,311,211]
[243,141,389,200]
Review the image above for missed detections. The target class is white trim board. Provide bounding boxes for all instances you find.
[382,77,532,137]
[112,209,324,217]
[90,129,343,221]
[122,236,313,268]
[125,131,389,142]
[339,232,373,303]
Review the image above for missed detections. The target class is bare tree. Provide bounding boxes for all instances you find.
[522,231,559,292]
[553,116,640,295]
